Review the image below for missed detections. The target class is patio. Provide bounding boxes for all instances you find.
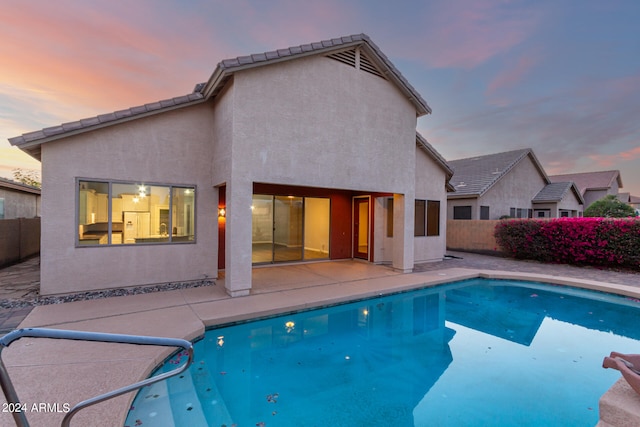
[0,253,639,426]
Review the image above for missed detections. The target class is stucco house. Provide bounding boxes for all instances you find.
[0,177,41,219]
[447,148,583,220]
[549,170,623,209]
[9,34,453,297]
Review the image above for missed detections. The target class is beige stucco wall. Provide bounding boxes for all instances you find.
[40,103,218,295]
[447,197,479,219]
[414,146,447,262]
[220,54,421,293]
[558,190,583,215]
[477,156,547,219]
[232,55,417,192]
[0,188,40,219]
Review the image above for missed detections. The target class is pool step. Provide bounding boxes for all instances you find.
[124,378,175,427]
[166,367,209,426]
[190,359,234,426]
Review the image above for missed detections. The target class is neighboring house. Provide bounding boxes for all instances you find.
[549,170,622,209]
[9,34,453,296]
[447,148,583,220]
[0,177,41,219]
[531,181,584,218]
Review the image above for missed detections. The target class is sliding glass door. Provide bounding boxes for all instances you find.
[252,195,329,263]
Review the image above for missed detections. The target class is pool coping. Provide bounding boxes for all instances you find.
[1,266,638,426]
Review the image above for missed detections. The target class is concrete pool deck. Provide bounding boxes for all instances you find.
[1,254,639,426]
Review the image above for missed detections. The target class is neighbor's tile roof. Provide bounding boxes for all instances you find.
[447,148,548,198]
[0,177,41,195]
[532,181,584,204]
[549,170,622,194]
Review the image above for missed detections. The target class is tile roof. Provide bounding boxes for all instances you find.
[447,148,548,198]
[9,93,204,160]
[549,170,622,194]
[0,177,41,195]
[10,34,430,161]
[199,33,431,115]
[532,181,584,204]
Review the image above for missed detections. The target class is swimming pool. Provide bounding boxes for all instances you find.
[125,278,640,426]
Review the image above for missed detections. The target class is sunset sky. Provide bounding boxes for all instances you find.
[1,0,639,195]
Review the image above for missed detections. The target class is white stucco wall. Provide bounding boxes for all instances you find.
[40,103,217,295]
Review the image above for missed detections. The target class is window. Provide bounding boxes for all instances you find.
[453,206,472,220]
[414,199,426,236]
[426,200,440,236]
[480,206,490,220]
[78,179,195,246]
[386,198,393,237]
[510,207,516,218]
[0,198,4,219]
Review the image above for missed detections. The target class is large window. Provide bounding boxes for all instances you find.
[77,179,195,246]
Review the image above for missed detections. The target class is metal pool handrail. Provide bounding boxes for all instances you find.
[0,328,193,427]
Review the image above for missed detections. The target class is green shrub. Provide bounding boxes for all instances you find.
[494,218,640,268]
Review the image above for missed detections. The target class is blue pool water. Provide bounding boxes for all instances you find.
[125,278,640,426]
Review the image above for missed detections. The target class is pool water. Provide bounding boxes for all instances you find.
[125,278,640,426]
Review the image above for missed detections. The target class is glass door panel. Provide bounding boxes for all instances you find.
[251,195,273,263]
[353,198,369,259]
[273,196,303,262]
[303,197,330,259]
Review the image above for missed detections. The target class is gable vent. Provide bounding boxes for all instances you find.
[326,48,386,80]
[358,51,385,79]
[327,49,356,67]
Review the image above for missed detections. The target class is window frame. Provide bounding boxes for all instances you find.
[76,178,197,247]
[414,199,426,237]
[453,205,472,220]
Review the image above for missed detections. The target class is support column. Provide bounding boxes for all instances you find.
[392,193,414,273]
[224,179,253,297]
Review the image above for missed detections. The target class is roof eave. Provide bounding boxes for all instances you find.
[10,97,207,161]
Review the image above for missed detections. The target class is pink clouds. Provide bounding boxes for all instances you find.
[0,1,230,119]
[589,146,640,168]
[411,0,541,69]
[486,52,540,98]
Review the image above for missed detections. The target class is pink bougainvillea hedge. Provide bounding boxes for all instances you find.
[494,218,640,268]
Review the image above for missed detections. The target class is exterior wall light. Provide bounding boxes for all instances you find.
[218,207,226,218]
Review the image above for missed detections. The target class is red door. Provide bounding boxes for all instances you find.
[353,198,369,259]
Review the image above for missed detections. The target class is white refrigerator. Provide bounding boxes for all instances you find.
[123,212,150,244]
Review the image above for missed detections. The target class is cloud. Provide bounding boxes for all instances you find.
[0,0,232,121]
[486,52,540,99]
[588,146,640,168]
[396,0,542,69]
